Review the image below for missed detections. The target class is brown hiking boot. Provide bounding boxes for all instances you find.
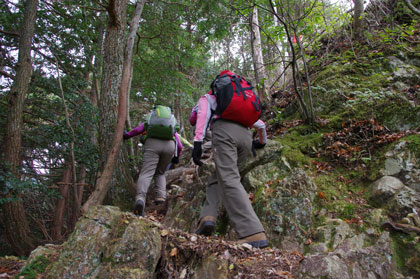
[154,197,165,205]
[237,232,268,248]
[195,216,216,236]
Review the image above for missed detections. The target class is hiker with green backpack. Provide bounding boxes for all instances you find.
[123,105,183,216]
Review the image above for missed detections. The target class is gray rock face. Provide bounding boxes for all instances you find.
[381,141,420,193]
[257,168,316,251]
[370,176,405,205]
[386,56,420,84]
[37,206,162,279]
[295,219,398,279]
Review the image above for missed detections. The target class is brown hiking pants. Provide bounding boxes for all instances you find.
[210,119,265,238]
[135,138,175,203]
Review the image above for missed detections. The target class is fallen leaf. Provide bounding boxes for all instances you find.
[161,229,168,237]
[169,247,178,257]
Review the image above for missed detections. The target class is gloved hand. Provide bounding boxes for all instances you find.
[252,140,266,149]
[123,130,129,140]
[192,141,203,166]
[171,156,179,164]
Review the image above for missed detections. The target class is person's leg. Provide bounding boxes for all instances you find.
[135,139,161,206]
[199,172,221,219]
[153,139,175,202]
[212,120,265,239]
[196,172,220,236]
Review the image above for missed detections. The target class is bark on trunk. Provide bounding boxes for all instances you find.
[82,0,145,212]
[352,0,364,39]
[51,163,72,241]
[1,0,38,256]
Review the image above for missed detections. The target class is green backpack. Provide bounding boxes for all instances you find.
[144,105,177,140]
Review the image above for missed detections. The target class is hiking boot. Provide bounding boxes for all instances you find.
[195,216,216,236]
[134,199,145,216]
[237,232,268,248]
[154,198,165,205]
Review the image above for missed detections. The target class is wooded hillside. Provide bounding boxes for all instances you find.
[1,0,420,278]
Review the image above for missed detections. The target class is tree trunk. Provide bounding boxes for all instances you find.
[249,5,269,105]
[1,0,38,256]
[51,163,72,241]
[352,0,364,39]
[82,0,145,212]
[87,0,131,210]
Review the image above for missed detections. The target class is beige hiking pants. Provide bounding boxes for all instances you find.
[210,119,265,238]
[135,138,175,203]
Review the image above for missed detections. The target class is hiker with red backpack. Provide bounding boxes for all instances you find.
[192,70,268,248]
[123,105,183,216]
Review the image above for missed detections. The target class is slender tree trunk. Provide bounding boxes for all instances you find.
[82,0,145,212]
[352,0,364,39]
[51,163,72,241]
[125,63,135,159]
[249,5,269,105]
[295,34,315,123]
[269,0,310,122]
[0,0,38,256]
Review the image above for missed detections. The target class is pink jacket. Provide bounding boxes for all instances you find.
[125,123,183,157]
[193,92,267,144]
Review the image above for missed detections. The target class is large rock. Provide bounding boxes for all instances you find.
[370,176,405,205]
[37,206,162,279]
[388,186,420,217]
[251,168,316,251]
[295,218,402,279]
[379,140,420,192]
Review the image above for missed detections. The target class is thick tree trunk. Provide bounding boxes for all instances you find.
[82,0,145,212]
[90,0,131,209]
[250,5,269,105]
[1,0,38,256]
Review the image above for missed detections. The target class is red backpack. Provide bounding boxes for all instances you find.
[210,70,262,127]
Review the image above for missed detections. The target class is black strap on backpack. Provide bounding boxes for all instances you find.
[231,75,253,101]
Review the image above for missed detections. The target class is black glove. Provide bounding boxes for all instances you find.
[192,141,203,166]
[171,156,179,164]
[123,130,130,140]
[252,140,266,149]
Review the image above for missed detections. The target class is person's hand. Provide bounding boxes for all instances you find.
[252,140,266,149]
[171,157,179,164]
[192,141,203,166]
[123,130,130,140]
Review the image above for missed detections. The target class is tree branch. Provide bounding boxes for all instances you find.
[0,29,19,37]
[403,0,420,16]
[0,69,14,80]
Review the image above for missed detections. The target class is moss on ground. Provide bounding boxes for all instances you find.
[16,256,50,279]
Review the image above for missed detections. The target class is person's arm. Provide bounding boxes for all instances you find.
[124,123,146,139]
[189,105,198,126]
[193,95,212,142]
[174,133,183,157]
[252,119,267,146]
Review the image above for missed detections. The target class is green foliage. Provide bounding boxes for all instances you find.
[16,256,50,279]
[390,232,420,275]
[405,134,420,156]
[0,167,56,206]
